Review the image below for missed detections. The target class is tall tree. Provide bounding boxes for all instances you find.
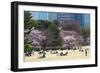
[45,22,61,47]
[24,11,32,29]
[80,27,90,38]
[24,11,35,54]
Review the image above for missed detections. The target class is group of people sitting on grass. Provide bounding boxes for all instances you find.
[38,50,69,58]
[50,50,68,56]
[25,48,89,58]
[38,48,89,58]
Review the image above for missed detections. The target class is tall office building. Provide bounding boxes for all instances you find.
[57,13,75,21]
[74,14,85,27]
[74,13,90,27]
[32,11,57,21]
[31,11,90,27]
[57,13,90,27]
[48,12,57,21]
[84,14,90,27]
[32,11,48,20]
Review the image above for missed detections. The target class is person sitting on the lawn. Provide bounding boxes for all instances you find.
[60,52,68,56]
[51,50,58,54]
[39,50,46,58]
[42,51,46,58]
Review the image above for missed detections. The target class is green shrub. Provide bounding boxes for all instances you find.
[24,44,33,53]
[33,48,40,51]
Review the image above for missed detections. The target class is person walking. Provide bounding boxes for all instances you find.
[85,49,88,56]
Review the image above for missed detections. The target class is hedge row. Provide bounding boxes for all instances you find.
[32,47,66,51]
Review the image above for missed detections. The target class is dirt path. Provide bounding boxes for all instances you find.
[24,46,90,62]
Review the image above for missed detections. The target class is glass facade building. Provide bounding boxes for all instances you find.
[32,12,48,20]
[48,12,57,21]
[57,13,75,21]
[57,13,90,27]
[31,11,90,27]
[32,12,57,21]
